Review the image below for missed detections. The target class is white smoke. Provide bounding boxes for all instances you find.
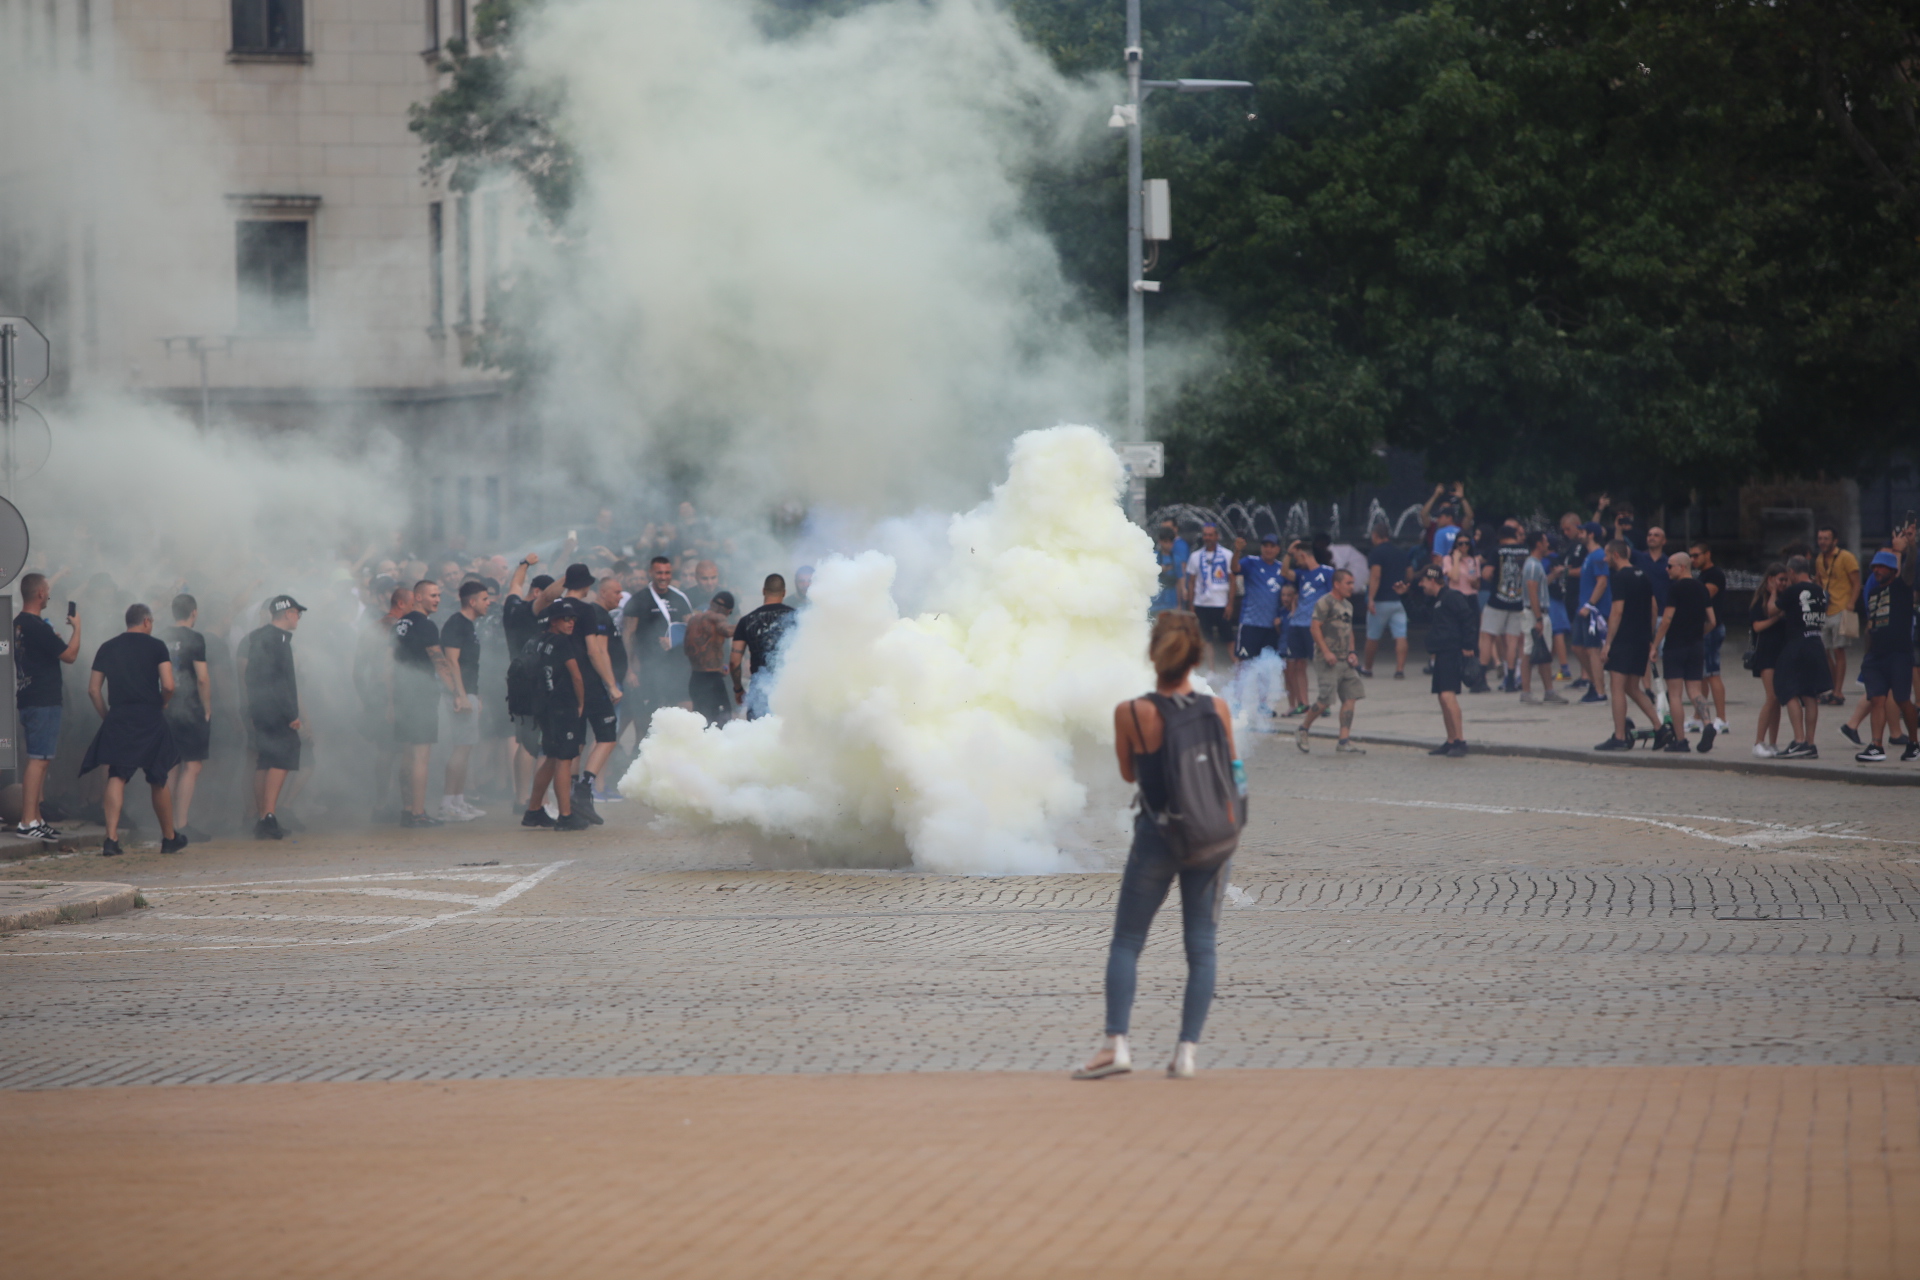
[520,0,1118,514]
[622,425,1159,874]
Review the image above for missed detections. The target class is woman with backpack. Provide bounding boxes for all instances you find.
[1075,611,1244,1081]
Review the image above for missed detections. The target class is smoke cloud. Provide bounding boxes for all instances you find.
[622,425,1159,875]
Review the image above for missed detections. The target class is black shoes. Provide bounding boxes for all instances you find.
[100,838,124,857]
[160,832,190,855]
[1840,724,1862,746]
[554,812,592,832]
[400,811,443,828]
[1698,724,1717,755]
[571,779,603,826]
[1428,741,1453,755]
[1855,744,1886,763]
[1446,740,1468,757]
[521,808,557,828]
[1663,737,1691,753]
[1903,742,1920,762]
[253,814,285,841]
[1595,736,1631,751]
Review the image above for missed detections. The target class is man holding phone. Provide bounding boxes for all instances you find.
[14,574,81,840]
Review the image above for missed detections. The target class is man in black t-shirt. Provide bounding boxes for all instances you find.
[1419,568,1474,756]
[523,600,590,831]
[1650,553,1717,753]
[731,573,797,720]
[393,580,461,826]
[1687,542,1731,734]
[1772,557,1831,758]
[81,603,184,856]
[163,594,214,841]
[243,595,306,839]
[1362,527,1414,679]
[1478,522,1530,691]
[1848,525,1917,762]
[436,579,492,821]
[13,572,81,840]
[558,563,622,823]
[500,557,561,803]
[1597,540,1665,751]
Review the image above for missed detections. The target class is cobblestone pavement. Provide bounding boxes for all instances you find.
[2,742,1914,1089]
[6,1066,1915,1280]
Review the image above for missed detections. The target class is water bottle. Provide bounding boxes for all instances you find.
[1231,759,1247,797]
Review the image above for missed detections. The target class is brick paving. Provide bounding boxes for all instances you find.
[5,1066,1916,1279]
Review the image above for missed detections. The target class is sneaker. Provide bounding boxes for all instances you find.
[1751,742,1777,758]
[1652,724,1675,751]
[1427,741,1453,756]
[1336,739,1366,754]
[458,797,487,819]
[439,797,483,823]
[1778,741,1815,760]
[521,808,557,828]
[1518,692,1538,704]
[1295,726,1310,754]
[1595,736,1631,751]
[1683,718,1702,734]
[1559,666,1573,681]
[1902,742,1919,762]
[1579,690,1607,703]
[99,838,124,857]
[554,812,592,832]
[400,811,443,828]
[1663,738,1691,753]
[1357,667,1374,678]
[572,790,603,826]
[1819,693,1845,707]
[1542,690,1569,705]
[1712,719,1730,734]
[1698,724,1717,755]
[1570,677,1590,690]
[1445,740,1468,757]
[253,815,284,841]
[1855,744,1887,763]
[1840,724,1862,746]
[160,832,190,855]
[1795,743,1818,759]
[1393,671,1405,680]
[16,821,59,840]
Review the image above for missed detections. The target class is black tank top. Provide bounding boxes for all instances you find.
[1131,692,1198,813]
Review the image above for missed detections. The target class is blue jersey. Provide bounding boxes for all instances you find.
[1238,557,1285,628]
[1579,546,1611,617]
[1289,565,1335,627]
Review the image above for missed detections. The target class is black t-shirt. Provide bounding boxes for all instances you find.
[533,632,581,714]
[164,625,208,720]
[1781,581,1828,641]
[1864,571,1914,654]
[1664,577,1710,647]
[735,602,796,673]
[624,584,692,675]
[501,594,542,657]
[1490,545,1528,609]
[1366,543,1414,599]
[392,611,440,678]
[92,631,172,709]
[15,611,68,708]
[1426,588,1474,653]
[1612,567,1655,645]
[568,599,618,692]
[1750,591,1789,664]
[243,624,299,724]
[440,612,481,694]
[1698,566,1726,610]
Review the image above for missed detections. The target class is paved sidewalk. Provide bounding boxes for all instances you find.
[0,880,137,932]
[5,1066,1914,1279]
[1264,657,1920,784]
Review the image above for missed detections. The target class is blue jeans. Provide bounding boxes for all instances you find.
[1103,813,1229,1044]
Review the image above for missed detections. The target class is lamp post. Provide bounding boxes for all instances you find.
[1113,0,1251,448]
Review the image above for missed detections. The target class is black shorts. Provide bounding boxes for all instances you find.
[1604,639,1651,678]
[1773,636,1832,701]
[81,707,181,787]
[394,684,439,746]
[1194,606,1232,645]
[1430,650,1463,695]
[254,723,301,773]
[168,715,211,763]
[689,670,732,727]
[541,709,583,761]
[1860,645,1915,702]
[584,686,618,744]
[1663,640,1706,683]
[1236,626,1279,660]
[1284,624,1315,660]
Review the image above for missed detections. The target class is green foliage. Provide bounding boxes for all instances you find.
[1013,0,1920,514]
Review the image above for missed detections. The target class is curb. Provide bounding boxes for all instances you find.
[1336,731,1920,787]
[1,825,120,862]
[0,881,140,933]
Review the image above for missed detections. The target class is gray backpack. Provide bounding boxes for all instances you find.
[1138,692,1246,870]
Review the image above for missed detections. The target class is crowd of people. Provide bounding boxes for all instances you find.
[1152,488,1919,765]
[9,501,811,850]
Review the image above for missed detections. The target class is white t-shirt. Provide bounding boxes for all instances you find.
[1186,546,1234,608]
[1330,543,1369,591]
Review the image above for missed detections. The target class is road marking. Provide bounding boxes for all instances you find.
[2,861,573,957]
[1335,797,1918,849]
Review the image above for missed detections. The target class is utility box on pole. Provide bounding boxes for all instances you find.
[1115,441,1165,527]
[1143,180,1171,242]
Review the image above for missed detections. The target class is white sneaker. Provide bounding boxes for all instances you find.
[1684,718,1702,734]
[1168,1042,1198,1079]
[454,797,486,820]
[438,797,478,823]
[1751,742,1777,758]
[1713,719,1730,734]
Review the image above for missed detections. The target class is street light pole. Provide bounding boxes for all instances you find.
[1117,2,1251,448]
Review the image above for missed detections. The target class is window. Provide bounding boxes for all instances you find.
[424,0,439,53]
[453,0,466,44]
[456,195,473,326]
[428,201,444,332]
[231,0,303,55]
[235,219,309,331]
[484,476,501,541]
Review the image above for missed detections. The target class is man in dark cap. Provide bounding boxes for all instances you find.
[243,594,306,840]
[83,603,185,856]
[684,590,737,727]
[559,562,622,823]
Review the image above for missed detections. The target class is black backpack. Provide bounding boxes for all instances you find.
[1138,692,1246,871]
[505,637,544,718]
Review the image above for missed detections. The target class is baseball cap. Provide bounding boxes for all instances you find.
[1580,521,1604,536]
[563,562,594,590]
[711,590,736,613]
[545,598,580,625]
[1260,533,1280,545]
[267,594,307,616]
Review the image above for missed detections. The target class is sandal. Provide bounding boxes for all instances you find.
[1072,1037,1132,1080]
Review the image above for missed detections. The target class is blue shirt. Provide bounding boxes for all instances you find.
[1579,546,1611,617]
[1289,565,1334,627]
[1637,551,1668,610]
[1238,557,1286,628]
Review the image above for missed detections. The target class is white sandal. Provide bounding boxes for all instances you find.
[1072,1035,1132,1080]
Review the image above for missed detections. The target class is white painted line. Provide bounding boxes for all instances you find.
[1337,797,1918,849]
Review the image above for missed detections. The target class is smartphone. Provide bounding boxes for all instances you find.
[66,602,75,619]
